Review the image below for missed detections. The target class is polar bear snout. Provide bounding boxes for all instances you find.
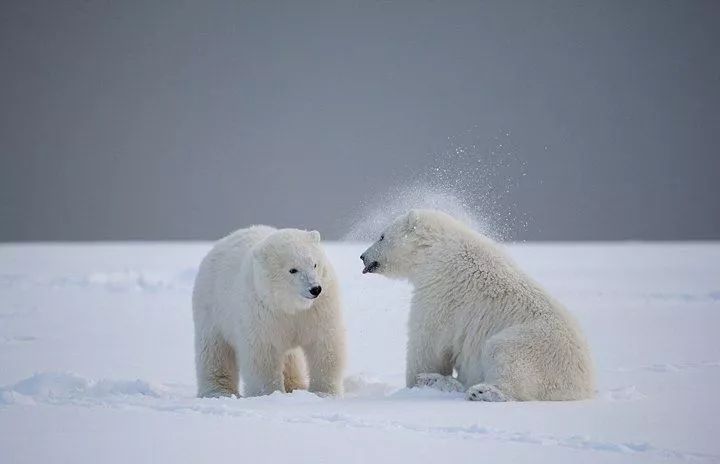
[360,253,379,274]
[362,260,379,274]
[309,285,322,297]
[298,280,322,301]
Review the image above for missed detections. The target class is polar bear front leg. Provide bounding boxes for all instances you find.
[283,349,309,392]
[405,331,453,388]
[240,342,285,397]
[303,333,345,396]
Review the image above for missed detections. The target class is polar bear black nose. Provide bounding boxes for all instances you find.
[360,254,365,261]
[309,285,322,297]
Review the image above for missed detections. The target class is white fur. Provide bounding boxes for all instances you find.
[361,210,595,401]
[193,226,345,398]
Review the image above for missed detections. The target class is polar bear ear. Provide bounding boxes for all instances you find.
[307,230,321,243]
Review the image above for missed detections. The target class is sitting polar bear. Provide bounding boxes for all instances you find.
[360,209,594,401]
[193,226,345,398]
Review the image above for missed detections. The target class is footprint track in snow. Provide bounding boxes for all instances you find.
[0,335,37,345]
[303,413,719,462]
[610,361,720,374]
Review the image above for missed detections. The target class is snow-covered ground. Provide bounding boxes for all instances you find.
[1,242,718,463]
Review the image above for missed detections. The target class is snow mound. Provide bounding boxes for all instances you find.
[343,374,397,398]
[81,268,197,292]
[0,268,199,293]
[83,270,174,292]
[0,372,168,405]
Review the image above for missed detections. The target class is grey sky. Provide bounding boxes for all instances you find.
[1,1,719,241]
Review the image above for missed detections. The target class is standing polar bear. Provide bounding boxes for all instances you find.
[360,209,594,401]
[193,226,345,398]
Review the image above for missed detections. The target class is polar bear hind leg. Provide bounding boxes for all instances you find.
[283,349,309,392]
[471,324,551,401]
[196,330,239,398]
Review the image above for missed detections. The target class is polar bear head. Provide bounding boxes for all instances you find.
[252,229,328,312]
[360,209,459,279]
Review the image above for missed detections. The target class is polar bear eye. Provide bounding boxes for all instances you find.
[313,263,317,268]
[379,234,385,241]
[289,268,298,274]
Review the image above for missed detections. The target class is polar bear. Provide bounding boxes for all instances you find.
[360,210,594,401]
[193,226,345,398]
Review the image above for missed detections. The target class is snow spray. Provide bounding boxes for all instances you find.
[343,130,529,242]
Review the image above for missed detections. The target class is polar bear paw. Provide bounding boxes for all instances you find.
[415,373,465,393]
[466,383,510,402]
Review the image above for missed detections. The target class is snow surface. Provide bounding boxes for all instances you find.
[0,242,719,463]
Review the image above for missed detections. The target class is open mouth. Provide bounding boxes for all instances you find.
[362,261,379,274]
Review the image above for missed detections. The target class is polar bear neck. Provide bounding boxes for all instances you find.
[409,225,552,320]
[410,231,512,287]
[248,257,285,311]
